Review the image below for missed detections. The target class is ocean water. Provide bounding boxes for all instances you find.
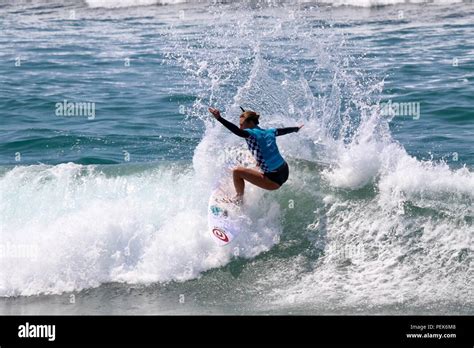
[0,0,472,314]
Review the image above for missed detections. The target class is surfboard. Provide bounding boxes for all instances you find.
[208,181,244,245]
[207,146,255,246]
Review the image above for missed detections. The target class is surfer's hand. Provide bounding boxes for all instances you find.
[208,107,221,120]
[298,124,304,131]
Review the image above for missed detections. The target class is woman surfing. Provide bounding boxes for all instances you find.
[209,106,303,204]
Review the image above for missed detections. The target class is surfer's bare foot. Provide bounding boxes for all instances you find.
[216,196,242,206]
[233,195,243,206]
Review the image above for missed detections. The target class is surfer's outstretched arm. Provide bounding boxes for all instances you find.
[209,107,249,138]
[217,116,249,138]
[276,126,304,136]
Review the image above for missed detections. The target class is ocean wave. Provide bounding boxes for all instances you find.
[0,162,280,296]
[1,0,471,311]
[11,0,470,9]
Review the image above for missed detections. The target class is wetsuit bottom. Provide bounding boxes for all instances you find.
[264,161,289,186]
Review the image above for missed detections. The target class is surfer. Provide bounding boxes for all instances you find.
[209,107,303,204]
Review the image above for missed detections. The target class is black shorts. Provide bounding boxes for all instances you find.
[264,162,289,186]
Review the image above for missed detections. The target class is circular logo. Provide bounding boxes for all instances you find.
[212,228,229,243]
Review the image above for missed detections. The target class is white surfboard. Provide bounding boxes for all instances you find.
[208,146,255,246]
[208,181,243,245]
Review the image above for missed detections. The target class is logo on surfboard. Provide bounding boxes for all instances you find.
[210,205,222,216]
[210,205,228,217]
[212,227,229,243]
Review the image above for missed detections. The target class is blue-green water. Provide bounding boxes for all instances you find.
[0,0,472,314]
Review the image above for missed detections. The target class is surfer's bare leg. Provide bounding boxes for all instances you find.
[233,167,280,199]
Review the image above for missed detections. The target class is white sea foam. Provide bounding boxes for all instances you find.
[0,162,280,296]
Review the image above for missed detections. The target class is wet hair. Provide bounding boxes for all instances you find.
[240,111,260,125]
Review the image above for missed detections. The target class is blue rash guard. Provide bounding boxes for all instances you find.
[244,127,284,172]
[216,116,300,173]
